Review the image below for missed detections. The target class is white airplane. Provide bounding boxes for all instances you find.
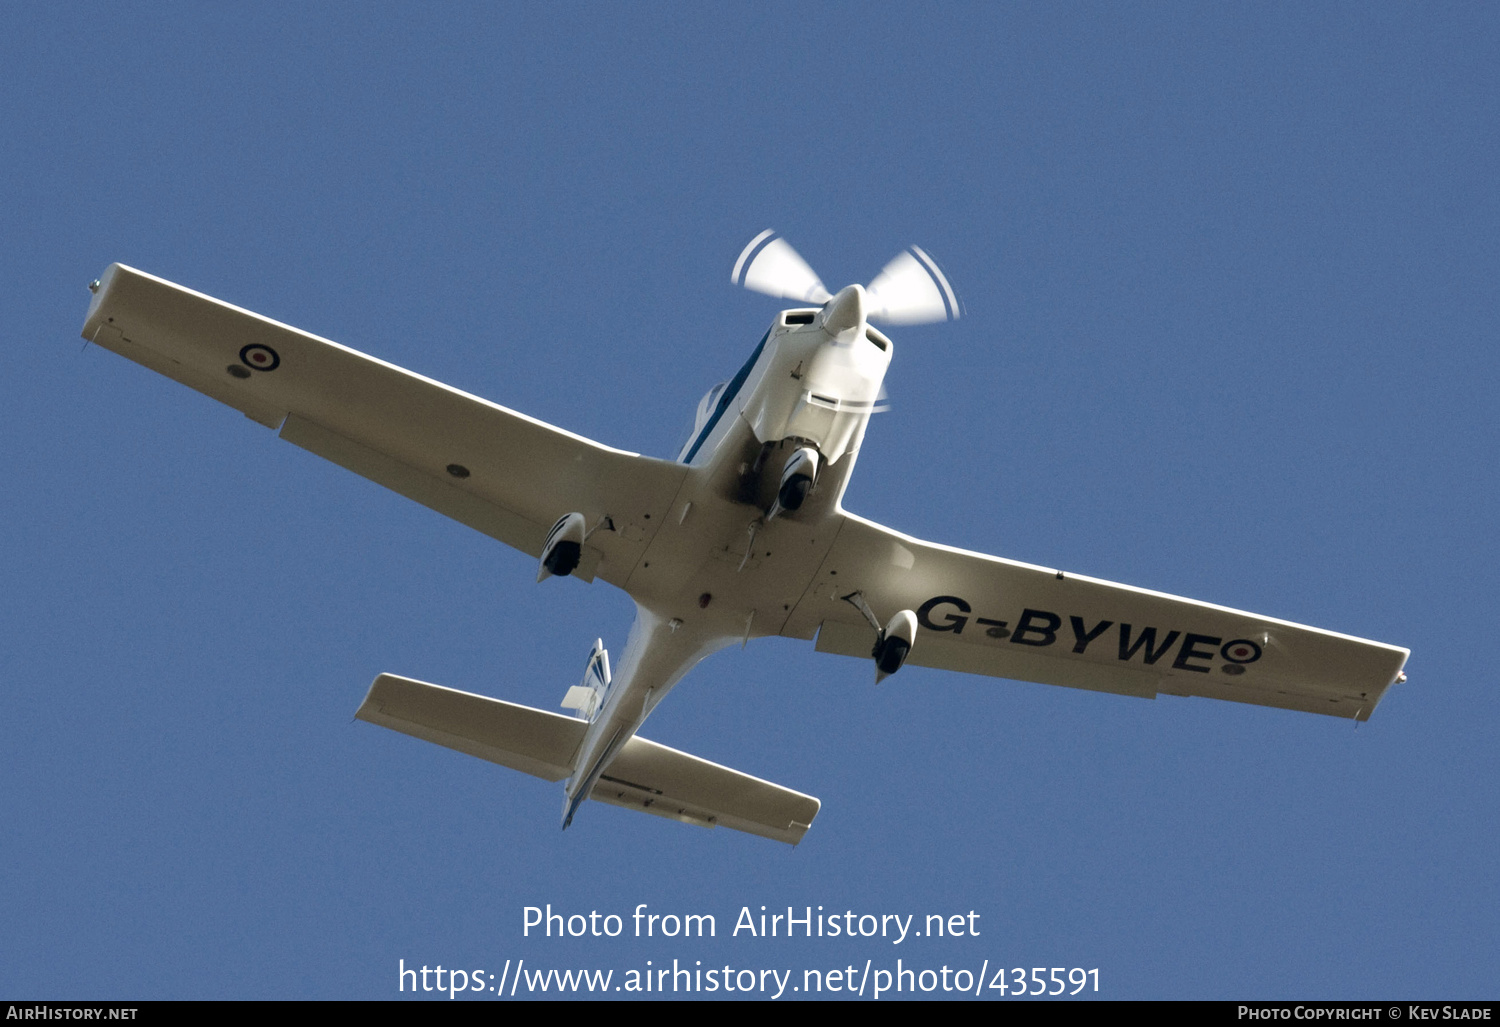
[80,232,1409,845]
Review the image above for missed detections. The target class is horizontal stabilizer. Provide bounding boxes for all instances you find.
[591,736,819,846]
[357,674,585,781]
[356,675,820,845]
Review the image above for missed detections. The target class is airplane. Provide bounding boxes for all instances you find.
[79,231,1410,846]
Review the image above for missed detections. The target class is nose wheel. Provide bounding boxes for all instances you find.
[766,445,820,522]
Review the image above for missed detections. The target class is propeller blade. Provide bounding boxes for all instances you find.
[732,230,831,304]
[865,246,960,325]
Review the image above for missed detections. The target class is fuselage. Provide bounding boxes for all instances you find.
[563,285,894,818]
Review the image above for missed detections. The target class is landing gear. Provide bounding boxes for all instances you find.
[766,446,819,521]
[779,470,812,512]
[537,513,613,582]
[842,591,918,683]
[873,630,912,678]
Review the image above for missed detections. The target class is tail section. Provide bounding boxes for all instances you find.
[356,673,820,845]
[560,639,611,721]
[559,640,615,830]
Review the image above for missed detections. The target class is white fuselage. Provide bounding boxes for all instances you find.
[564,287,894,816]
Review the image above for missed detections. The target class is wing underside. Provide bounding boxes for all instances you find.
[788,512,1408,720]
[356,675,820,845]
[81,263,688,585]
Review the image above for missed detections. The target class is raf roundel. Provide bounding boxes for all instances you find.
[1221,640,1263,664]
[239,343,280,372]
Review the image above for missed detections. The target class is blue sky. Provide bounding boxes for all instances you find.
[4,3,1496,1000]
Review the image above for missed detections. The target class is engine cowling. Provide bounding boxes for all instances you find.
[537,512,587,582]
[872,608,917,683]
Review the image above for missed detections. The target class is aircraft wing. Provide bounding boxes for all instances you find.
[356,674,820,845]
[80,264,688,586]
[793,512,1408,721]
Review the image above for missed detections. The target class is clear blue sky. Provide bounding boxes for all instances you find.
[4,3,1496,1000]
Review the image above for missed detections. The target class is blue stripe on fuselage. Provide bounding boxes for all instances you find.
[681,328,771,464]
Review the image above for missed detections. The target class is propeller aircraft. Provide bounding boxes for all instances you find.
[79,232,1409,845]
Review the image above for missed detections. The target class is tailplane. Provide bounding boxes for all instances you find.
[355,673,820,845]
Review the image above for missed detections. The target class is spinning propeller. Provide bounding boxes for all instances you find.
[731,229,961,325]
